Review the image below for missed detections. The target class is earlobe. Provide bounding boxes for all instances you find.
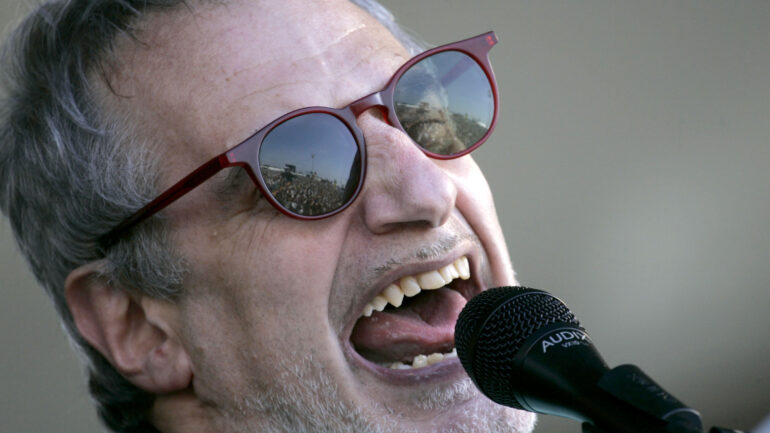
[65,262,192,394]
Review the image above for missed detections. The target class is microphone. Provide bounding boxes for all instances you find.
[454,286,703,433]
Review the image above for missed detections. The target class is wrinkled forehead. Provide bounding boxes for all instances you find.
[101,0,409,166]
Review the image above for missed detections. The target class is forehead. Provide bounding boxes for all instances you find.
[105,0,409,164]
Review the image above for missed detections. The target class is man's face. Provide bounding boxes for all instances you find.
[109,0,535,431]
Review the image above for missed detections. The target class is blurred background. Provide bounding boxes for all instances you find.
[1,1,768,432]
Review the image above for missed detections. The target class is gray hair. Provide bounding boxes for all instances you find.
[0,0,423,432]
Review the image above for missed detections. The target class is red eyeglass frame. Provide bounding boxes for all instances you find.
[99,31,499,248]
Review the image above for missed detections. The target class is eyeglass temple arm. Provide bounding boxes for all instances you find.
[99,154,232,248]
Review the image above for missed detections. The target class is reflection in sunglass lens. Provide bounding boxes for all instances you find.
[259,112,361,216]
[394,51,494,156]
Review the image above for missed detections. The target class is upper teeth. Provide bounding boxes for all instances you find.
[361,256,470,318]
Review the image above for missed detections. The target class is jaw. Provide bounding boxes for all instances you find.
[331,345,534,432]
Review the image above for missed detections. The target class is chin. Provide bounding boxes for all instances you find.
[358,392,538,433]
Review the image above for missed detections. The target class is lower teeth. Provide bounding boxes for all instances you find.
[382,348,458,370]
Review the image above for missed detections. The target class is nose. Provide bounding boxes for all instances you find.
[355,111,457,234]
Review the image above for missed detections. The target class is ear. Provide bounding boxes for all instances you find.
[65,261,192,393]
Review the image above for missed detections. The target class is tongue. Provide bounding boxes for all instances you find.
[350,288,466,363]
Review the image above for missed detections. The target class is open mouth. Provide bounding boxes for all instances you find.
[349,256,476,371]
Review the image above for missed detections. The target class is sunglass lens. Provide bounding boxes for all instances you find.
[259,112,361,217]
[394,51,494,156]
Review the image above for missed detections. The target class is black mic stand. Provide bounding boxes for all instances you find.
[578,364,745,433]
[582,424,747,433]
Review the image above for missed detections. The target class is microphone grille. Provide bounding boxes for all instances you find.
[455,286,580,408]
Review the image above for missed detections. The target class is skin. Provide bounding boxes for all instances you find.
[65,0,536,432]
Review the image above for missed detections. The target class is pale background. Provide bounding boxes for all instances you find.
[1,1,768,433]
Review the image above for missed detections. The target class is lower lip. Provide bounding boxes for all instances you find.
[344,340,467,386]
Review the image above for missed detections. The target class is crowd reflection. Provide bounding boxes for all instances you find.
[261,164,349,216]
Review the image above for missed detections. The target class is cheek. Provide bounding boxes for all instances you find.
[175,218,348,397]
[184,215,345,302]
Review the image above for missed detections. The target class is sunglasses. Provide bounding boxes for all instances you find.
[99,31,499,248]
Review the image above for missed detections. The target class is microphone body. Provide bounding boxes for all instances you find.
[455,287,702,433]
[507,321,685,433]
